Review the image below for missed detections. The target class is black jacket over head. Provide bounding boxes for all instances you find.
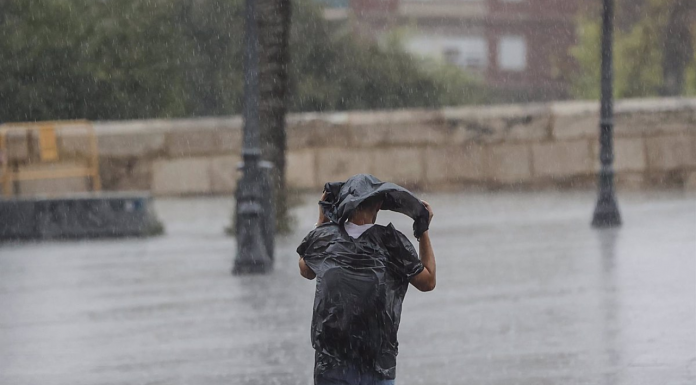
[319,174,430,238]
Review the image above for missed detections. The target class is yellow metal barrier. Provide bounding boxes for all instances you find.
[0,120,102,197]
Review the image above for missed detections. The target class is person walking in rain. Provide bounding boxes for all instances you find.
[297,174,437,385]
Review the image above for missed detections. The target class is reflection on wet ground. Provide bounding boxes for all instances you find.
[1,191,694,385]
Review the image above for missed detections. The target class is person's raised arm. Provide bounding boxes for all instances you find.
[299,257,316,280]
[298,191,328,280]
[410,201,436,292]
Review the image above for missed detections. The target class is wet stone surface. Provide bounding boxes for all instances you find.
[1,191,694,385]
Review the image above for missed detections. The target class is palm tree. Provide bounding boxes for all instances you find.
[257,0,292,232]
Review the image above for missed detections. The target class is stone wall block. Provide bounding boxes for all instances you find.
[167,130,218,157]
[550,100,599,140]
[216,128,243,153]
[552,99,695,141]
[161,117,243,154]
[152,157,212,195]
[645,134,696,171]
[484,144,533,183]
[287,112,349,127]
[351,124,450,147]
[615,97,696,114]
[117,160,152,191]
[615,172,647,190]
[685,171,696,191]
[287,150,317,190]
[425,144,484,183]
[100,157,153,191]
[372,148,424,186]
[614,109,694,137]
[532,140,593,178]
[98,133,166,157]
[445,104,551,144]
[287,120,352,150]
[348,109,443,127]
[552,113,598,141]
[316,148,374,184]
[591,137,646,173]
[210,155,240,194]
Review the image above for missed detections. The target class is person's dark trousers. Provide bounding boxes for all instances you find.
[315,365,395,385]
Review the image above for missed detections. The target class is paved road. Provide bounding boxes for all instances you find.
[1,191,694,385]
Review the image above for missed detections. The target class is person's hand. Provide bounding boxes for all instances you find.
[317,191,329,225]
[422,200,434,225]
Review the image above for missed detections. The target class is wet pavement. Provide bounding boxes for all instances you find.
[1,191,694,385]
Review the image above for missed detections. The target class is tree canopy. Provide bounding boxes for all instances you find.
[0,0,486,122]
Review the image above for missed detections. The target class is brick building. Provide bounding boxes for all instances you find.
[338,0,591,101]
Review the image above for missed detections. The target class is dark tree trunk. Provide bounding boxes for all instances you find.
[257,0,292,233]
[661,0,694,96]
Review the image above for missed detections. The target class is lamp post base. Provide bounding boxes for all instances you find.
[233,203,273,274]
[592,199,622,228]
[592,164,621,228]
[232,156,274,275]
[592,177,621,229]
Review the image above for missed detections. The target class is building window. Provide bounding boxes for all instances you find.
[498,35,527,71]
[405,36,488,69]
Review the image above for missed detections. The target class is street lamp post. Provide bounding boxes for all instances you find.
[233,0,274,274]
[592,0,621,228]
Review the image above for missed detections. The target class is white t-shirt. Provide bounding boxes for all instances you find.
[344,221,374,239]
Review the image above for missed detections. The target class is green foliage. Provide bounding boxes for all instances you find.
[0,0,484,122]
[688,63,696,96]
[687,29,696,96]
[571,0,695,99]
[570,19,602,99]
[614,13,664,98]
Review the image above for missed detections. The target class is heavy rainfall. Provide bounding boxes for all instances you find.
[0,1,694,385]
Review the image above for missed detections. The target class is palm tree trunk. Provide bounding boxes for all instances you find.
[257,0,291,233]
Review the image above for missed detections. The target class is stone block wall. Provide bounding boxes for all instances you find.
[4,98,694,196]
